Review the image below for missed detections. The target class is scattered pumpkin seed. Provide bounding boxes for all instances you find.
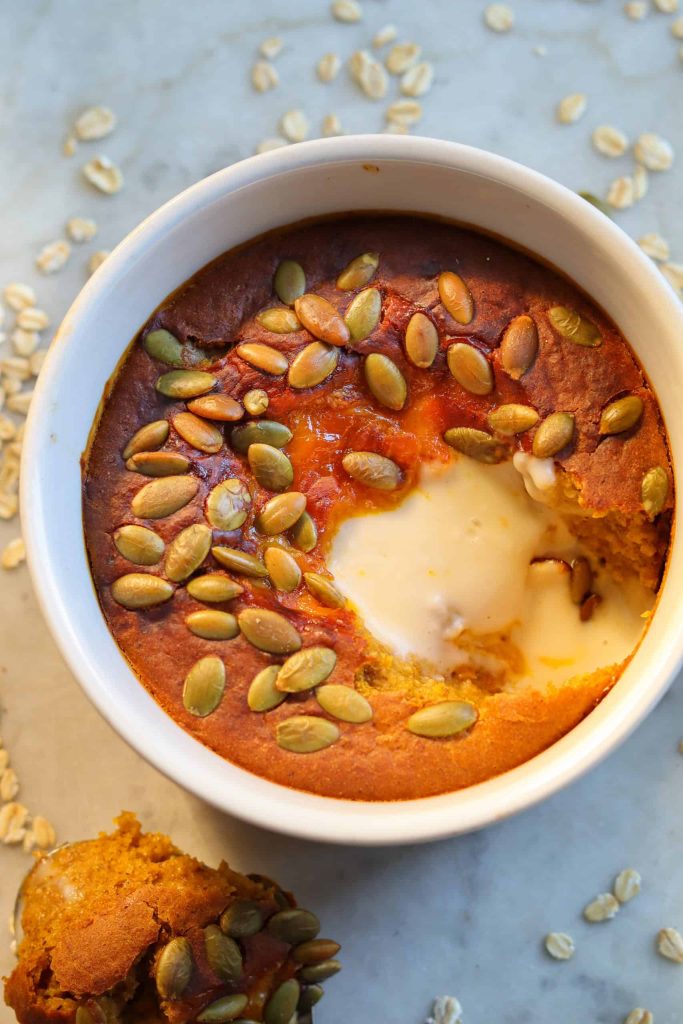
[212,546,269,578]
[156,369,216,399]
[405,311,438,368]
[131,475,198,519]
[255,308,301,335]
[238,607,302,654]
[204,924,243,983]
[407,700,478,738]
[443,427,506,464]
[172,412,223,454]
[344,287,381,342]
[569,556,592,605]
[264,979,300,1024]
[187,574,244,603]
[316,684,372,723]
[342,450,401,490]
[276,646,337,693]
[165,523,212,582]
[155,937,193,1000]
[267,909,320,944]
[288,341,339,389]
[292,939,341,965]
[276,716,340,753]
[197,994,248,1023]
[364,352,407,410]
[599,395,643,435]
[111,573,173,609]
[336,251,379,290]
[186,609,238,640]
[500,314,539,379]
[248,443,294,491]
[113,525,165,565]
[264,546,301,592]
[289,510,318,552]
[206,479,252,531]
[549,306,602,348]
[187,394,244,422]
[294,294,349,346]
[126,451,191,476]
[219,900,264,938]
[641,465,668,519]
[122,419,169,460]
[447,342,493,395]
[438,271,474,325]
[298,986,324,1012]
[487,403,539,435]
[231,420,292,453]
[243,389,268,415]
[183,657,225,717]
[256,491,307,535]
[300,960,342,983]
[532,412,575,458]
[144,329,183,366]
[247,664,285,711]
[274,260,305,306]
[237,342,289,375]
[303,571,345,608]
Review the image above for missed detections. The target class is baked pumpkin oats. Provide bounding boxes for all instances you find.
[82,216,673,801]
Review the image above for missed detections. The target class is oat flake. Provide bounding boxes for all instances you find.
[654,0,678,10]
[634,132,674,171]
[0,768,19,802]
[584,892,620,922]
[317,53,342,83]
[280,109,309,143]
[11,329,39,358]
[7,391,33,416]
[373,24,398,48]
[624,0,649,16]
[386,99,423,125]
[385,42,422,75]
[556,92,587,124]
[88,250,110,276]
[426,995,463,1024]
[29,349,48,377]
[83,156,123,194]
[607,175,636,209]
[484,3,515,31]
[331,0,363,22]
[259,36,283,59]
[3,283,36,312]
[67,216,98,243]
[251,60,279,93]
[0,494,18,520]
[633,165,649,199]
[255,137,288,154]
[35,240,71,274]
[401,61,434,97]
[614,868,642,903]
[592,124,629,157]
[32,815,56,850]
[322,113,342,137]
[348,49,372,83]
[358,59,389,100]
[63,134,78,157]
[624,1010,654,1024]
[0,802,29,843]
[74,105,117,141]
[544,932,575,960]
[672,14,683,35]
[17,307,49,331]
[657,926,683,961]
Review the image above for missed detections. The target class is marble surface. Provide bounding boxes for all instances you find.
[2,1,683,1022]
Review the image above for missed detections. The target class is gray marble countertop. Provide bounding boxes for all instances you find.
[1,1,683,1022]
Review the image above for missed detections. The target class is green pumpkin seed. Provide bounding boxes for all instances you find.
[364,352,407,410]
[237,342,289,375]
[447,343,493,395]
[500,314,539,380]
[165,523,212,582]
[438,271,474,325]
[187,574,244,603]
[113,525,165,565]
[569,556,592,606]
[599,395,643,435]
[288,341,339,389]
[264,979,300,1024]
[405,312,438,368]
[156,369,216,399]
[264,546,301,592]
[247,665,285,712]
[243,389,269,416]
[155,937,193,1000]
[293,939,341,965]
[186,609,238,640]
[212,546,268,578]
[344,287,381,342]
[255,309,301,335]
[197,994,248,1023]
[183,657,225,717]
[532,412,575,458]
[267,909,320,944]
[204,924,242,983]
[187,394,244,422]
[256,492,307,535]
[342,451,401,490]
[641,465,668,519]
[289,510,318,552]
[219,900,264,938]
[407,700,478,738]
[303,571,345,608]
[300,960,342,983]
[579,191,613,217]
[274,260,305,306]
[172,412,223,454]
[238,607,302,654]
[132,475,199,519]
[122,419,169,460]
[487,403,539,435]
[316,684,372,724]
[111,573,173,610]
[126,451,191,476]
[276,716,340,753]
[443,427,507,464]
[294,294,350,346]
[298,986,324,1012]
[248,443,294,492]
[336,251,379,291]
[276,646,337,693]
[143,329,183,366]
[548,306,602,348]
[231,420,292,454]
[207,479,252,531]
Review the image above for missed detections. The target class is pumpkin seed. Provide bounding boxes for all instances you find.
[126,451,191,476]
[255,308,301,335]
[298,986,324,1012]
[599,395,643,435]
[500,314,539,380]
[407,700,478,738]
[187,574,244,603]
[165,523,212,582]
[316,684,372,723]
[293,939,342,965]
[144,329,183,366]
[212,546,269,578]
[248,443,294,491]
[344,287,381,342]
[276,716,340,753]
[342,451,401,490]
[336,251,379,291]
[156,369,216,399]
[274,259,305,306]
[207,479,252,531]
[438,271,474,325]
[236,342,289,375]
[364,352,407,410]
[111,573,173,609]
[264,546,301,592]
[487,403,539,435]
[247,665,286,712]
[132,475,199,519]
[405,312,438,368]
[303,571,345,608]
[183,657,225,717]
[532,412,575,458]
[443,427,506,463]
[187,394,244,422]
[264,979,300,1024]
[288,341,339,389]
[172,412,223,454]
[300,960,342,983]
[204,924,242,983]
[122,419,169,460]
[256,492,307,535]
[113,525,165,565]
[289,510,318,552]
[243,389,269,416]
[238,608,302,654]
[197,995,248,1023]
[219,900,264,938]
[579,593,601,622]
[276,646,337,693]
[155,937,193,999]
[641,465,668,519]
[549,306,602,348]
[267,909,320,944]
[294,294,349,346]
[231,420,292,453]
[447,343,493,395]
[186,609,238,640]
[569,556,592,606]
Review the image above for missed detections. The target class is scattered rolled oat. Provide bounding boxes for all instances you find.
[29,349,48,377]
[11,329,39,358]
[88,250,110,275]
[654,0,678,10]
[614,868,642,903]
[0,495,18,520]
[255,136,288,154]
[386,99,423,126]
[251,60,279,93]
[280,109,309,143]
[624,1010,653,1024]
[385,42,422,75]
[63,134,78,157]
[0,802,29,844]
[66,216,98,242]
[426,996,463,1024]
[3,283,36,312]
[661,262,683,295]
[322,113,342,137]
[672,14,683,35]
[317,52,342,83]
[607,175,636,209]
[0,537,24,572]
[31,815,56,850]
[384,121,410,135]
[544,932,575,960]
[0,414,16,442]
[638,233,670,261]
[0,768,19,802]
[484,3,515,32]
[35,240,71,274]
[331,0,363,22]
[2,356,31,381]
[373,23,398,48]
[634,132,674,171]
[7,391,34,416]
[657,926,683,962]
[358,59,389,100]
[74,105,117,141]
[624,0,649,16]
[584,892,620,922]
[556,92,587,124]
[82,156,124,194]
[17,307,49,331]
[400,61,434,97]
[633,164,649,199]
[592,124,629,158]
[259,36,283,59]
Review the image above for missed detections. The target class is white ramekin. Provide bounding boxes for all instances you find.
[21,136,683,845]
